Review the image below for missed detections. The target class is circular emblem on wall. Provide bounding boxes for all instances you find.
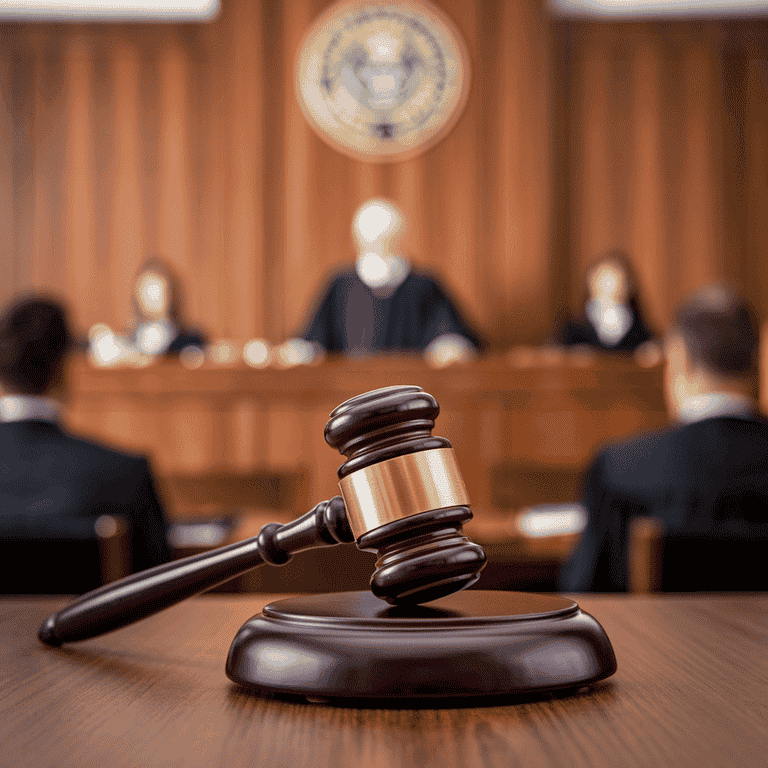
[296,0,471,163]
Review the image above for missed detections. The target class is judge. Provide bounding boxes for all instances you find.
[280,199,481,367]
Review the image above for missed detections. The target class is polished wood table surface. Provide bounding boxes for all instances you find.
[2,593,766,768]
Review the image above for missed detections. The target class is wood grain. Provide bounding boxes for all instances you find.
[63,354,668,509]
[1,594,765,768]
[2,4,768,346]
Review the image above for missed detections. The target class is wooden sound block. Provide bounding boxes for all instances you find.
[226,590,617,703]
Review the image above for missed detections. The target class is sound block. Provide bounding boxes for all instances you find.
[226,591,617,702]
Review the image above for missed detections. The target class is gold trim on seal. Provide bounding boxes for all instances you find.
[338,447,469,539]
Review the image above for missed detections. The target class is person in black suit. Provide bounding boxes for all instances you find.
[0,297,171,592]
[559,284,768,592]
[558,249,656,354]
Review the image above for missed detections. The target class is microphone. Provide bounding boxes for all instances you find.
[38,385,486,646]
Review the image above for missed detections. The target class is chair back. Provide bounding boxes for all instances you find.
[629,516,768,592]
[0,514,130,594]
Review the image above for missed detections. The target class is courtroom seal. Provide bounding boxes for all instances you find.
[296,0,471,162]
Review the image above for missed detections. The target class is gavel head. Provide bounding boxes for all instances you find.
[325,385,486,605]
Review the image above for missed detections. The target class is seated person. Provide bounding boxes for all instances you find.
[129,257,206,356]
[89,257,206,364]
[558,249,656,355]
[558,284,768,591]
[280,198,482,367]
[0,297,171,591]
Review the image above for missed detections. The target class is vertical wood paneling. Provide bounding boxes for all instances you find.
[629,31,666,329]
[30,41,55,297]
[197,19,227,339]
[746,59,768,317]
[430,0,479,326]
[110,40,144,329]
[156,34,192,280]
[63,34,98,329]
[281,0,317,342]
[485,0,552,344]
[391,160,426,262]
[0,2,766,351]
[229,400,262,469]
[226,0,264,340]
[353,163,388,210]
[0,50,14,312]
[573,31,614,284]
[12,45,36,301]
[679,43,725,294]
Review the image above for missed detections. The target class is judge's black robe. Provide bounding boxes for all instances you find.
[302,269,482,354]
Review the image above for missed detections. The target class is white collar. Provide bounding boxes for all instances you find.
[678,392,755,424]
[135,319,177,355]
[585,299,632,345]
[355,253,410,295]
[0,395,61,423]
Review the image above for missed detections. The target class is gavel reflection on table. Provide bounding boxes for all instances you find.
[39,386,616,703]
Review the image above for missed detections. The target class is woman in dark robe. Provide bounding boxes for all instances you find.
[559,249,656,354]
[129,257,206,356]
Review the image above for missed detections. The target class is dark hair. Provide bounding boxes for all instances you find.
[0,297,72,395]
[130,256,185,326]
[579,248,646,318]
[672,284,758,376]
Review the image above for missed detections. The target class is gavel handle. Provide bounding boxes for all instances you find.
[38,496,352,646]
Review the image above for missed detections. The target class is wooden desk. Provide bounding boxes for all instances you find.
[2,594,765,768]
[65,353,667,511]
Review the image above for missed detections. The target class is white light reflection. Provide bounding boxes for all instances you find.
[136,322,171,355]
[255,644,328,685]
[274,338,323,368]
[208,341,239,366]
[550,0,768,18]
[517,504,587,538]
[423,334,475,369]
[0,0,220,21]
[243,339,272,368]
[88,324,152,368]
[520,639,593,682]
[89,324,123,366]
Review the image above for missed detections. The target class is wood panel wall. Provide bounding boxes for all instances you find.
[1,2,767,347]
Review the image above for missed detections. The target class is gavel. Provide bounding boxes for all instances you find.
[39,385,487,646]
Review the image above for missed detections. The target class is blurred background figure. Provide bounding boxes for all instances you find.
[88,257,206,366]
[278,198,481,368]
[558,249,658,359]
[558,285,768,592]
[129,257,207,357]
[0,297,171,593]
